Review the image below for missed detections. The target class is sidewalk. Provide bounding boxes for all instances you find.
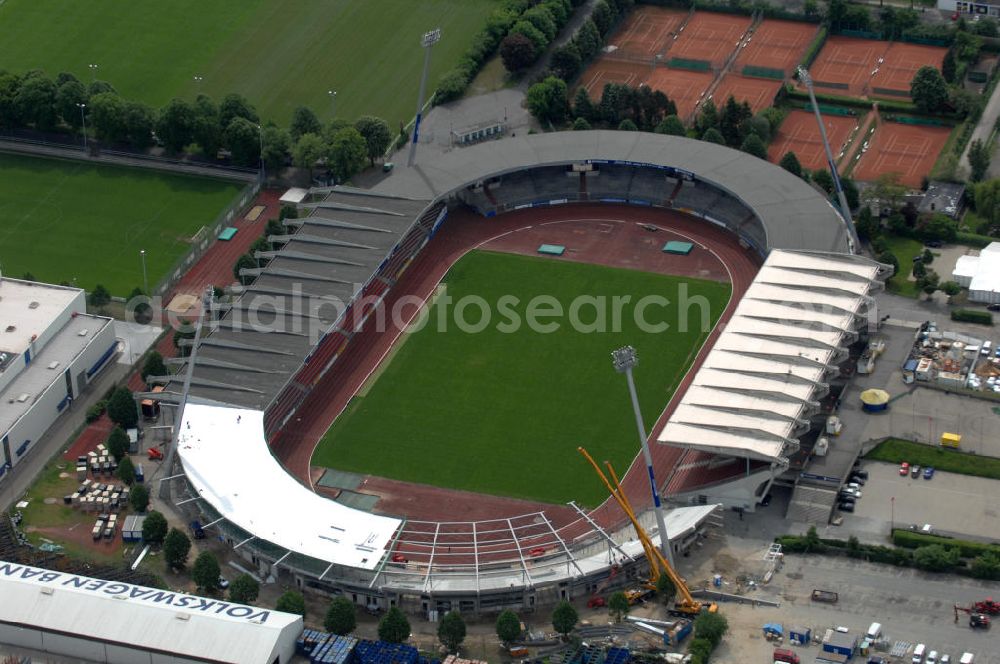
[959,73,1000,178]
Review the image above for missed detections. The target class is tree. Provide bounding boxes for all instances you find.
[910,66,948,113]
[599,82,632,126]
[130,484,149,512]
[89,284,111,308]
[500,33,538,73]
[496,610,521,646]
[701,127,725,145]
[969,139,991,183]
[378,607,411,644]
[970,552,1000,580]
[105,426,129,461]
[574,19,602,61]
[912,544,960,572]
[292,132,326,179]
[327,127,368,183]
[573,86,596,123]
[855,207,880,240]
[743,115,771,143]
[655,115,686,136]
[693,611,729,648]
[740,133,767,159]
[193,551,221,591]
[142,351,167,382]
[607,591,629,623]
[696,99,719,135]
[229,573,261,604]
[15,75,58,129]
[942,281,962,298]
[804,525,821,552]
[863,172,907,210]
[163,528,192,569]
[655,573,676,606]
[526,76,570,126]
[438,610,467,653]
[572,117,591,130]
[116,456,136,485]
[261,125,291,171]
[618,118,638,131]
[552,601,578,638]
[942,48,957,83]
[224,117,261,167]
[779,151,803,178]
[141,510,168,543]
[551,42,583,80]
[355,116,393,166]
[804,0,820,18]
[688,638,713,663]
[919,213,958,242]
[219,93,258,129]
[276,590,306,617]
[233,254,258,285]
[88,80,116,96]
[877,250,899,277]
[591,0,614,35]
[157,98,196,153]
[192,95,221,156]
[510,20,548,53]
[325,597,357,635]
[974,178,1000,227]
[55,79,88,128]
[107,386,138,429]
[719,96,748,146]
[289,106,323,142]
[812,169,835,194]
[524,5,558,40]
[827,0,848,30]
[841,175,860,210]
[123,101,156,149]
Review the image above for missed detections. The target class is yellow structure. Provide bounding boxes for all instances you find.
[941,432,962,448]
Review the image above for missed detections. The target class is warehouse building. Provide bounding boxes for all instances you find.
[0,561,302,663]
[0,278,116,484]
[952,242,1000,305]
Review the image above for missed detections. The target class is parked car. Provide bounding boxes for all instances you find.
[989,303,1000,312]
[924,466,936,480]
[900,462,910,476]
[849,475,866,486]
[218,576,230,590]
[190,521,205,539]
[925,240,943,248]
[852,469,869,480]
[842,487,862,499]
[940,655,951,664]
[928,651,939,664]
[869,657,888,664]
[911,464,921,478]
[838,502,855,513]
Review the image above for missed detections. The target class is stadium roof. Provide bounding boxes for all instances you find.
[657,250,887,464]
[0,560,301,664]
[177,402,402,570]
[373,130,853,253]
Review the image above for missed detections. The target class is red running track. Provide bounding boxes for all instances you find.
[273,204,761,536]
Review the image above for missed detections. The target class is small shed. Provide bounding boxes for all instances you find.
[279,187,309,205]
[788,625,811,645]
[663,240,694,255]
[822,629,857,657]
[122,515,146,542]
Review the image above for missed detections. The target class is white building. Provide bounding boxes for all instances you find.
[936,0,1000,17]
[0,278,116,483]
[952,243,1000,304]
[0,560,302,663]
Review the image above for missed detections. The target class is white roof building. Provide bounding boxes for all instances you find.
[657,250,887,465]
[0,561,302,663]
[952,243,1000,304]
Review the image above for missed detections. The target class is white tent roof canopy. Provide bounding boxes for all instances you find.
[656,249,885,464]
[178,403,402,570]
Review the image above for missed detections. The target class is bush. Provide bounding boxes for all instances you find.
[141,510,168,543]
[496,610,522,645]
[193,551,221,591]
[378,607,411,643]
[86,400,108,423]
[276,590,306,618]
[325,597,357,635]
[130,484,149,512]
[163,528,191,569]
[693,611,728,648]
[893,529,1000,560]
[107,386,138,429]
[912,544,961,572]
[951,309,993,325]
[106,426,130,462]
[229,573,261,604]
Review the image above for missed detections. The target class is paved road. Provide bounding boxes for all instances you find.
[960,72,1000,179]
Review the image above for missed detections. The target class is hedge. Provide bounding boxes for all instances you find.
[892,529,1000,559]
[952,308,994,325]
[866,438,1000,481]
[782,86,922,115]
[800,25,828,69]
[956,231,995,248]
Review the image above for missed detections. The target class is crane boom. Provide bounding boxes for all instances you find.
[577,447,715,615]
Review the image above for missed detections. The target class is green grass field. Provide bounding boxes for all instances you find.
[885,234,923,297]
[867,438,1000,481]
[0,153,243,295]
[313,251,731,506]
[0,0,496,126]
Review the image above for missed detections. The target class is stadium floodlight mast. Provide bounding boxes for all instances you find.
[140,249,148,295]
[611,345,674,567]
[88,63,98,83]
[193,75,203,93]
[256,123,265,183]
[796,65,860,253]
[407,28,442,168]
[76,103,87,150]
[327,89,337,119]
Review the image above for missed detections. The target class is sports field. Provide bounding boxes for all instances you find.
[314,250,731,506]
[0,0,494,125]
[0,153,243,295]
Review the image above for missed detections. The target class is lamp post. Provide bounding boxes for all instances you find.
[140,249,148,296]
[327,89,337,119]
[407,28,441,167]
[88,63,99,83]
[76,103,87,150]
[612,345,674,567]
[193,75,204,93]
[256,124,265,183]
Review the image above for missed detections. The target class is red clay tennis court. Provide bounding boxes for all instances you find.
[853,120,951,188]
[670,12,752,68]
[711,74,782,114]
[645,67,715,120]
[869,42,947,96]
[611,5,688,59]
[578,58,651,99]
[807,35,886,96]
[767,109,859,172]
[734,19,819,74]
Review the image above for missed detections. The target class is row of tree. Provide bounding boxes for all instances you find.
[499,0,581,74]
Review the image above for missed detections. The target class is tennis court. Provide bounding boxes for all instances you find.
[711,74,782,114]
[853,120,951,188]
[767,109,859,173]
[670,12,752,68]
[807,35,886,96]
[578,58,651,99]
[611,5,687,59]
[734,19,818,75]
[645,67,715,120]
[870,42,947,96]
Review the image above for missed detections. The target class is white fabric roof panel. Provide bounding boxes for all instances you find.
[953,255,979,280]
[0,561,301,664]
[178,403,402,570]
[657,249,884,464]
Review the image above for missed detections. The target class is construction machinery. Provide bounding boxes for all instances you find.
[974,598,1000,615]
[578,447,717,616]
[955,604,992,629]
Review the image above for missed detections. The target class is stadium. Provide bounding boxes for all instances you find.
[157,130,888,617]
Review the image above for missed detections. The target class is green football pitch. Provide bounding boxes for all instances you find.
[0,153,243,296]
[0,0,495,126]
[313,250,731,507]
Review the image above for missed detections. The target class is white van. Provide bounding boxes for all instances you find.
[983,341,993,356]
[866,622,882,640]
[913,644,926,663]
[959,654,974,664]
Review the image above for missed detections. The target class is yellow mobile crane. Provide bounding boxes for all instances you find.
[578,446,717,616]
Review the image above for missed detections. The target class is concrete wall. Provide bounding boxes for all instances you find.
[671,468,774,513]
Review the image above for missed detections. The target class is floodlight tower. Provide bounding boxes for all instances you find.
[797,65,860,253]
[612,345,674,567]
[407,28,441,167]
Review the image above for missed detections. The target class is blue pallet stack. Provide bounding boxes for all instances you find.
[311,635,359,664]
[355,639,419,664]
[298,630,332,657]
[605,647,631,664]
